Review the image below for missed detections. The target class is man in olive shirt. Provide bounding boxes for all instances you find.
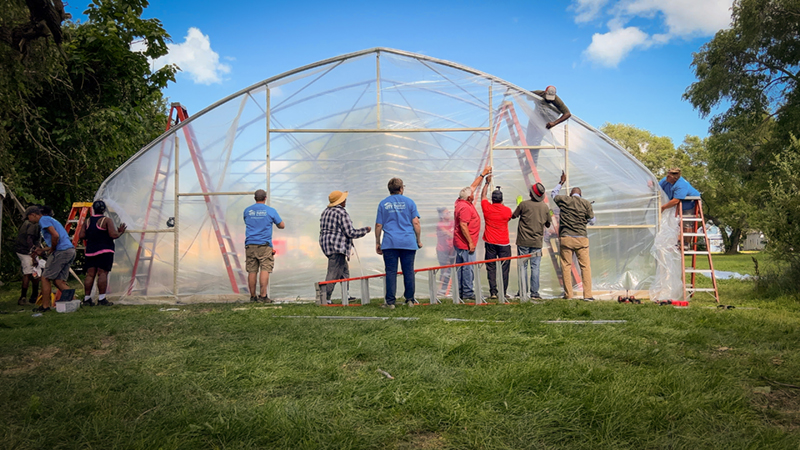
[551,171,595,301]
[511,182,551,299]
[532,86,571,130]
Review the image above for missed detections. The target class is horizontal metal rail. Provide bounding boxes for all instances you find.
[269,127,491,133]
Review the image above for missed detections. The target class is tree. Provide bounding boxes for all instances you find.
[0,0,176,277]
[601,123,752,253]
[684,0,800,258]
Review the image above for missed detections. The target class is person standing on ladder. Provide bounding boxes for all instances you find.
[80,200,126,306]
[659,167,701,249]
[480,174,512,300]
[552,171,595,301]
[511,182,551,299]
[244,189,285,303]
[319,190,371,304]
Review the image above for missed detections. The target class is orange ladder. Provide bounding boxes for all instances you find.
[679,196,720,302]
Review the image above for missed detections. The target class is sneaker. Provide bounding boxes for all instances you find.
[17,297,27,306]
[28,297,36,304]
[259,296,272,304]
[32,306,51,313]
[582,297,595,302]
[505,294,513,300]
[82,299,95,307]
[250,296,258,303]
[380,304,395,310]
[488,294,498,300]
[531,294,542,299]
[98,299,114,306]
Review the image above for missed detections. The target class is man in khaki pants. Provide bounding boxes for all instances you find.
[551,171,596,301]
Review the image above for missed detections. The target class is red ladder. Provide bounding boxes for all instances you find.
[64,202,94,249]
[127,103,248,295]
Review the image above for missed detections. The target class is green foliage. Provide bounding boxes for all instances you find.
[685,0,800,262]
[0,0,176,278]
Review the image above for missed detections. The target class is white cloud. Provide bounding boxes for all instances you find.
[584,26,652,67]
[571,0,611,23]
[148,27,231,85]
[573,0,733,66]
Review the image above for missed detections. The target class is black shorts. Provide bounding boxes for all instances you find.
[85,252,114,272]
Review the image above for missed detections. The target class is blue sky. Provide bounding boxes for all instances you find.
[69,0,734,146]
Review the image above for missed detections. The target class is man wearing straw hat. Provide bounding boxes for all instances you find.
[319,190,371,304]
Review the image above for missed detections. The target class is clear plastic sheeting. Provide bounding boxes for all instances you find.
[95,48,660,303]
[650,207,683,302]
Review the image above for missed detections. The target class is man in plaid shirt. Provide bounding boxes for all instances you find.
[319,190,371,303]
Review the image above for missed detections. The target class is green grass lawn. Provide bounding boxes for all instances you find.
[0,253,798,449]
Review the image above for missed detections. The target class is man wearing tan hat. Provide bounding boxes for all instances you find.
[319,190,371,304]
[243,189,284,303]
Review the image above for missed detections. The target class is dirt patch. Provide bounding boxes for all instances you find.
[90,336,115,356]
[1,346,59,374]
[753,387,800,431]
[396,432,445,450]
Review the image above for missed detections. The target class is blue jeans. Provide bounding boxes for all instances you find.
[455,247,476,298]
[517,246,542,297]
[383,249,416,305]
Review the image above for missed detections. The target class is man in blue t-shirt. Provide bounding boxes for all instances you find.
[243,189,285,303]
[659,167,701,248]
[659,167,701,214]
[28,207,75,312]
[375,178,422,308]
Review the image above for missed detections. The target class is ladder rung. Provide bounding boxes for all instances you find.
[684,251,709,255]
[682,218,703,222]
[687,288,716,292]
[686,269,712,273]
[683,233,705,236]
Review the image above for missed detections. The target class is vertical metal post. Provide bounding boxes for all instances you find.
[376,52,381,129]
[383,274,387,303]
[266,88,271,205]
[315,282,324,305]
[518,257,530,302]
[360,278,370,305]
[428,271,438,304]
[341,282,348,306]
[474,264,484,304]
[496,260,506,303]
[564,122,570,192]
[488,84,493,171]
[452,266,461,304]
[173,135,180,298]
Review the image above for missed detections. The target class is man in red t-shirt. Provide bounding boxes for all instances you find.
[480,174,512,299]
[453,185,481,300]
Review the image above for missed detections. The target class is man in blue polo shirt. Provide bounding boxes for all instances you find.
[660,167,701,248]
[244,189,284,303]
[28,207,75,312]
[375,177,422,309]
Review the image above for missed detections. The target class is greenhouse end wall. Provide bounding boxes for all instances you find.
[96,48,661,303]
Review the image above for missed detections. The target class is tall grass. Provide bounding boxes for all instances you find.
[0,253,798,449]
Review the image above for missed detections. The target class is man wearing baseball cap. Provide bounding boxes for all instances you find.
[480,174,513,300]
[532,86,571,130]
[319,190,371,304]
[511,182,552,299]
[27,206,75,312]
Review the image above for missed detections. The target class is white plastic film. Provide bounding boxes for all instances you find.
[95,49,659,303]
[649,207,683,301]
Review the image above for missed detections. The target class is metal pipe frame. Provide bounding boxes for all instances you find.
[268,127,491,134]
[173,135,180,298]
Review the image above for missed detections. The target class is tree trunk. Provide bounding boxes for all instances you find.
[724,228,742,254]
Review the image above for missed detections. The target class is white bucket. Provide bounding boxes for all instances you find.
[55,300,81,313]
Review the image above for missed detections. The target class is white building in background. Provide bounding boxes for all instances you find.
[742,231,767,251]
